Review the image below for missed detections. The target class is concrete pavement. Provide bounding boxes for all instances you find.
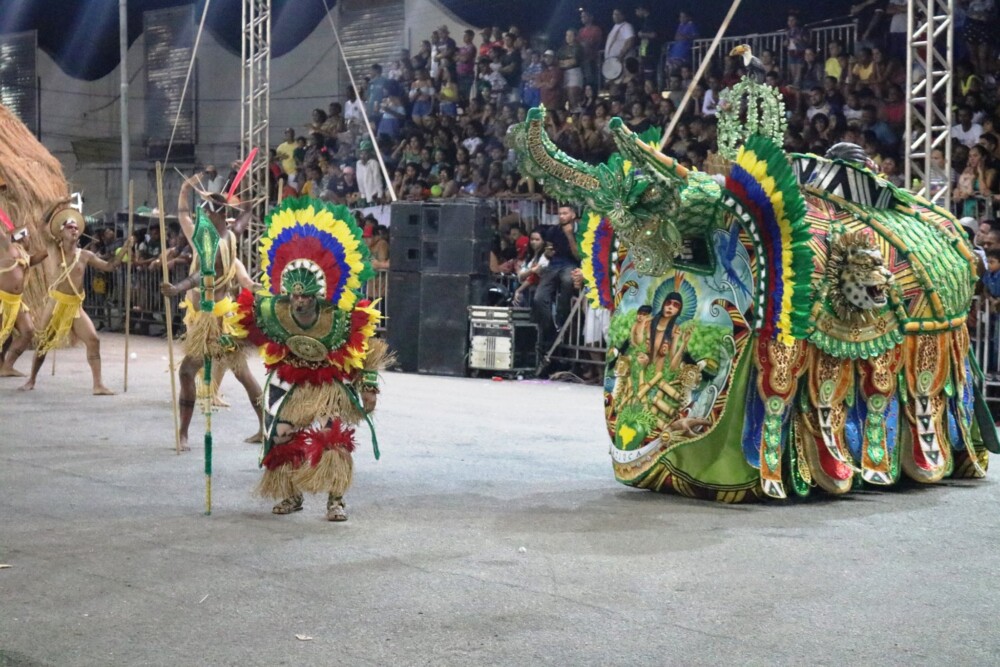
[1,334,999,666]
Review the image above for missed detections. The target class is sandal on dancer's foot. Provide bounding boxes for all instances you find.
[326,495,348,522]
[272,494,303,515]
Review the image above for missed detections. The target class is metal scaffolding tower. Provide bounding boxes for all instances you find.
[904,0,953,209]
[241,0,271,272]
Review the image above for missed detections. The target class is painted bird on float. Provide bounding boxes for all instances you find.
[508,77,997,502]
[729,44,767,83]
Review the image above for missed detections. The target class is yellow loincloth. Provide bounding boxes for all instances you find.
[0,289,24,346]
[36,290,83,354]
[181,296,244,364]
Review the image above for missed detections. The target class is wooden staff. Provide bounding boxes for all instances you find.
[156,162,182,454]
[123,179,134,392]
[50,349,55,376]
[658,0,744,150]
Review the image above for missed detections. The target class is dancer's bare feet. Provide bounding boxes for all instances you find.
[17,379,34,391]
[212,394,231,408]
[177,434,191,452]
[93,385,115,396]
[244,430,264,444]
[0,366,25,378]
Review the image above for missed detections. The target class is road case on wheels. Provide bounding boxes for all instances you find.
[468,306,538,373]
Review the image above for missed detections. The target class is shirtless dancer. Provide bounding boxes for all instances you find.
[161,173,263,451]
[20,207,133,394]
[0,214,47,376]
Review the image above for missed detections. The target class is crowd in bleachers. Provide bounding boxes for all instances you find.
[273,3,999,218]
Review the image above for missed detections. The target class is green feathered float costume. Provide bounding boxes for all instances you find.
[509,75,997,502]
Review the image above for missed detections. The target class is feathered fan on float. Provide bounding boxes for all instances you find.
[579,211,617,310]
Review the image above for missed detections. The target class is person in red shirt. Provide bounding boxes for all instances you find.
[578,9,604,92]
[478,27,494,58]
[537,50,565,111]
[881,84,906,132]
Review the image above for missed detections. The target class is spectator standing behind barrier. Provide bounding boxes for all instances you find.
[477,27,494,58]
[513,229,548,307]
[438,69,460,117]
[137,225,162,270]
[409,69,435,122]
[276,128,298,177]
[634,5,657,83]
[365,64,390,124]
[435,25,457,78]
[665,11,697,75]
[456,29,477,98]
[355,141,385,206]
[537,51,564,112]
[485,58,508,108]
[344,86,364,129]
[824,41,845,84]
[983,249,1000,298]
[521,49,543,109]
[559,29,585,111]
[784,11,809,86]
[578,9,604,92]
[499,32,522,105]
[952,106,985,148]
[955,145,998,218]
[86,227,120,261]
[377,95,406,142]
[201,165,226,194]
[533,206,581,363]
[605,8,636,63]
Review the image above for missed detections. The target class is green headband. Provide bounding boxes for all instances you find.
[281,266,324,297]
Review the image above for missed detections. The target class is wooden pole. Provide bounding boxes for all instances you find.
[50,349,55,376]
[658,0,744,151]
[123,179,134,392]
[156,162,182,455]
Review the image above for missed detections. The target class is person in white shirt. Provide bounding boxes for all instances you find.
[202,165,226,194]
[805,88,832,121]
[701,77,722,117]
[344,86,364,128]
[952,106,984,148]
[355,139,385,205]
[604,8,636,61]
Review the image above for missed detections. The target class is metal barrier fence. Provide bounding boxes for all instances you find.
[690,22,857,77]
[971,295,1000,404]
[83,264,187,335]
[491,196,557,229]
[83,265,390,335]
[542,290,609,375]
[960,196,995,223]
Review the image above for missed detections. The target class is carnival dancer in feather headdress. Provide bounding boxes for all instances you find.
[234,196,392,522]
[160,169,263,451]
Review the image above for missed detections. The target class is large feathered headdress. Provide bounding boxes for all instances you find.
[259,196,374,310]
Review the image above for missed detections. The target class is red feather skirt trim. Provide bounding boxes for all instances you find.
[261,420,357,470]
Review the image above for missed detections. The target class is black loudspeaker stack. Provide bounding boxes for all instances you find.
[386,201,493,376]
